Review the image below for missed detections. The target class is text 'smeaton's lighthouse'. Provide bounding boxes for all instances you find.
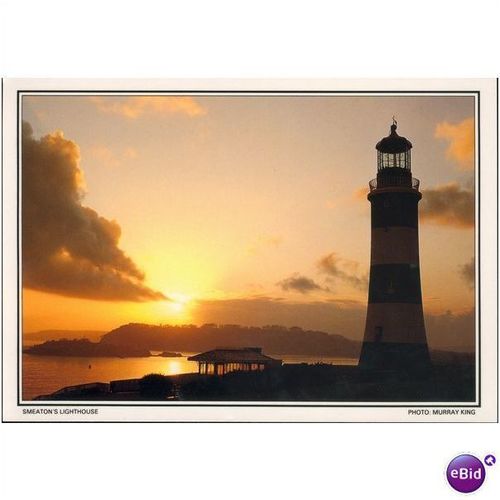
[359,122,431,370]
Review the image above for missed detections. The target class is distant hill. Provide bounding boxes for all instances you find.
[24,338,150,357]
[23,323,475,362]
[24,329,106,343]
[100,323,362,358]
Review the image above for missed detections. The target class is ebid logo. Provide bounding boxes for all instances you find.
[446,454,495,493]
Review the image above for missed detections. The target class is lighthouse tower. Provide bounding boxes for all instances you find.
[359,121,431,371]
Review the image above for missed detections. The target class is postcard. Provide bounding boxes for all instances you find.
[1,78,497,422]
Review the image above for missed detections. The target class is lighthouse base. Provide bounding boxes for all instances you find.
[359,341,431,372]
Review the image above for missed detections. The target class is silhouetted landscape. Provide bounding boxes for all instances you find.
[36,362,475,403]
[25,338,162,358]
[25,322,363,358]
[24,323,475,363]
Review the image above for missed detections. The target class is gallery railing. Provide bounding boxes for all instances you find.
[369,176,420,192]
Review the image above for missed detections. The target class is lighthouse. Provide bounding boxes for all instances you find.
[359,121,431,371]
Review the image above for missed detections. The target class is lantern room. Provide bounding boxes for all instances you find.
[376,120,412,172]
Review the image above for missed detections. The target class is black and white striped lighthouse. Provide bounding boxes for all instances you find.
[359,121,431,371]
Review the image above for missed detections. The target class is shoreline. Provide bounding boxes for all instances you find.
[31,361,475,403]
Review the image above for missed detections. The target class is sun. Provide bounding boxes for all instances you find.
[167,292,192,315]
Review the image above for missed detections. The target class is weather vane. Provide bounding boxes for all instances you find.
[392,115,397,127]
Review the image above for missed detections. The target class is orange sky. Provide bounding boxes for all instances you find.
[21,94,475,347]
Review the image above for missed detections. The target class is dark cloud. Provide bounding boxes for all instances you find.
[22,121,166,302]
[194,297,474,352]
[420,182,474,228]
[277,274,326,294]
[317,252,368,290]
[459,258,475,289]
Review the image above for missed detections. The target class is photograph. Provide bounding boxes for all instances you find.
[1,4,499,500]
[17,90,478,405]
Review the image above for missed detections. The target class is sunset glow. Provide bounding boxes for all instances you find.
[167,293,192,317]
[22,94,475,351]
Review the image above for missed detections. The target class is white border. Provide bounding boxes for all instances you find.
[2,78,497,422]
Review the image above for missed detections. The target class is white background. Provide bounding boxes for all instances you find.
[0,0,499,499]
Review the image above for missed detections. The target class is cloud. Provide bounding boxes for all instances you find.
[22,121,166,302]
[459,258,475,289]
[420,182,474,228]
[353,186,369,201]
[277,274,326,294]
[90,95,206,119]
[317,252,368,290]
[435,117,474,170]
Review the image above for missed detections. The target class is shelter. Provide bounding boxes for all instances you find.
[188,347,281,376]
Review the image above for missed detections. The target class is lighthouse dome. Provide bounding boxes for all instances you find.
[376,123,412,154]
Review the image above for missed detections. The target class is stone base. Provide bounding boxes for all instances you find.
[359,341,431,372]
